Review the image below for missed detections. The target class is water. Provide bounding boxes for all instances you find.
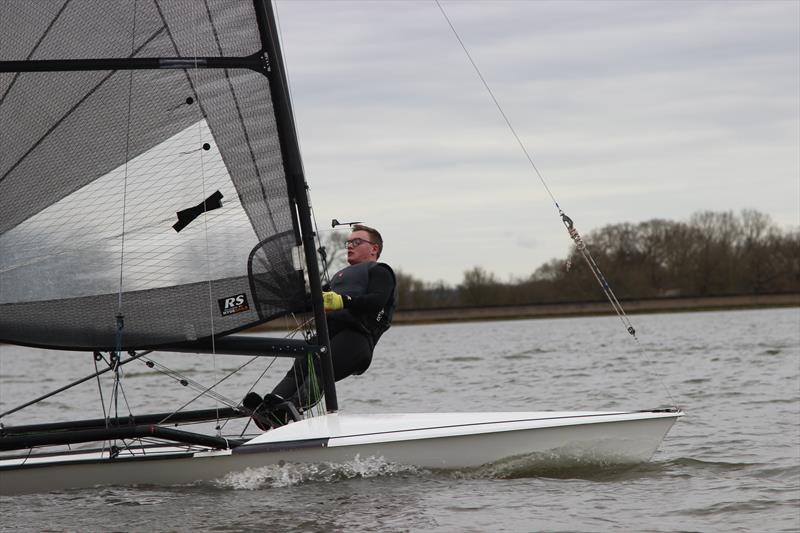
[1,308,798,532]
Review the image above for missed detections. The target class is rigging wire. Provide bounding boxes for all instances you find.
[0,351,152,420]
[92,355,108,424]
[434,1,678,408]
[190,0,220,430]
[98,352,135,423]
[142,357,235,411]
[116,0,138,315]
[107,0,140,430]
[434,0,560,212]
[231,355,280,435]
[115,369,136,420]
[149,317,314,427]
[98,351,136,458]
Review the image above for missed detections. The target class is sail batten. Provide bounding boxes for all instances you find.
[0,1,307,350]
[0,55,264,73]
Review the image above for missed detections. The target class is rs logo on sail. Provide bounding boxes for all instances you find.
[218,293,250,316]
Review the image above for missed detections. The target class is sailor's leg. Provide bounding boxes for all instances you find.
[329,329,373,379]
[289,356,324,411]
[242,355,317,430]
[270,353,325,413]
[270,355,311,400]
[267,329,373,412]
[280,330,373,411]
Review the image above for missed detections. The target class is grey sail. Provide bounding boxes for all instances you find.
[0,1,308,350]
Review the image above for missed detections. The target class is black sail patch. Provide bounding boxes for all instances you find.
[173,190,224,232]
[218,293,250,316]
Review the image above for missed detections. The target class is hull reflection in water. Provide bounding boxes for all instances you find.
[0,410,681,494]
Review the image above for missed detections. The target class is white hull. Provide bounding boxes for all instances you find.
[0,410,681,494]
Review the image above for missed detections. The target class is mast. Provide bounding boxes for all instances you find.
[252,0,338,412]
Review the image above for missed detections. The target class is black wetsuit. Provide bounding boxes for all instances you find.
[271,261,397,409]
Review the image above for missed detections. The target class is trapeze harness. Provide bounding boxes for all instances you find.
[326,260,397,350]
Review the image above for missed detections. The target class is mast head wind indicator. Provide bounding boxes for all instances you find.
[331,219,362,228]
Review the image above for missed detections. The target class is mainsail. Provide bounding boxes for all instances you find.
[0,1,310,350]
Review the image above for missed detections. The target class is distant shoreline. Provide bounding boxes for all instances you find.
[391,293,799,326]
[248,292,799,331]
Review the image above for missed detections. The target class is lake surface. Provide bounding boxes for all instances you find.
[1,308,798,532]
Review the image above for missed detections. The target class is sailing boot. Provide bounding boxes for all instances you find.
[260,393,301,428]
[242,392,301,431]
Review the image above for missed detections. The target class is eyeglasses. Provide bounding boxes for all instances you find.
[345,238,375,248]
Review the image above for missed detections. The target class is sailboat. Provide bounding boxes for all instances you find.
[0,1,681,495]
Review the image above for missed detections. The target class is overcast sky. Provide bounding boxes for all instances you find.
[272,0,799,284]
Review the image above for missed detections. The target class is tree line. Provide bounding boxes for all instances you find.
[391,209,799,309]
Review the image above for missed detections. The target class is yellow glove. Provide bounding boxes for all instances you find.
[322,291,344,312]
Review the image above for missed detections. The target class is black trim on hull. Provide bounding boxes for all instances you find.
[0,440,224,462]
[232,437,329,454]
[0,425,242,452]
[0,450,196,472]
[0,438,332,473]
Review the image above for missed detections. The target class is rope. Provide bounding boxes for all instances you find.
[305,352,324,416]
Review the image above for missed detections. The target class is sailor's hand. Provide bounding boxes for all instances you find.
[322,291,344,312]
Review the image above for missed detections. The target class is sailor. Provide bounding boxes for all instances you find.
[244,224,397,428]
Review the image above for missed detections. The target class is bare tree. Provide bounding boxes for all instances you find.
[373,209,799,310]
[459,266,500,306]
[317,230,349,279]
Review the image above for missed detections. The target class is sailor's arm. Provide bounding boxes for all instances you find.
[322,265,394,312]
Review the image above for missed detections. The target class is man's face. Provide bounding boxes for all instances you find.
[346,230,378,265]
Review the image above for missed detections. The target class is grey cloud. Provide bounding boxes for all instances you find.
[276,0,799,283]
